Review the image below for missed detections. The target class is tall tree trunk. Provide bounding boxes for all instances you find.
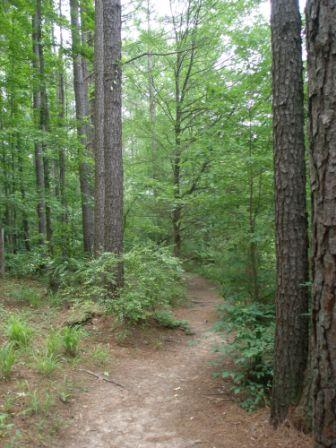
[103,0,123,287]
[17,135,30,251]
[70,0,94,254]
[306,1,336,446]
[172,51,182,258]
[57,0,69,255]
[94,0,105,255]
[146,0,158,182]
[248,107,259,301]
[270,0,309,427]
[32,0,47,242]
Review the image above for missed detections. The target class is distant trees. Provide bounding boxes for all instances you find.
[270,0,309,426]
[306,0,336,446]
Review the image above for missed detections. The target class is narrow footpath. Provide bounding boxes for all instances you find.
[53,275,312,448]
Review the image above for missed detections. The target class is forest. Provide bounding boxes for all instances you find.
[0,0,334,447]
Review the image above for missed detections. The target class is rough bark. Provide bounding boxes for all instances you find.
[70,0,94,254]
[306,1,336,446]
[103,0,123,286]
[270,0,309,426]
[94,0,105,255]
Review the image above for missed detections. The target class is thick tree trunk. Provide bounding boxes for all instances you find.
[306,1,336,446]
[70,0,94,254]
[270,0,309,427]
[94,0,105,255]
[103,0,123,286]
[32,0,47,242]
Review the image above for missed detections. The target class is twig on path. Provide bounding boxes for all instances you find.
[78,368,125,389]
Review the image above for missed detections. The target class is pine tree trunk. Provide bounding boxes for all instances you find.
[103,0,123,287]
[270,0,309,426]
[94,0,105,255]
[70,0,94,254]
[306,1,336,446]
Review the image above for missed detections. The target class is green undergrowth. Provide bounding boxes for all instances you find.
[214,299,275,411]
[46,245,186,325]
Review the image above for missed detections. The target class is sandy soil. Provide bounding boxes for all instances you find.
[52,275,313,448]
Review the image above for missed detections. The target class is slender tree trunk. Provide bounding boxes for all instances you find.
[57,31,67,224]
[248,108,259,301]
[270,0,309,427]
[70,0,94,254]
[172,52,182,258]
[103,0,123,287]
[0,227,4,276]
[32,0,47,242]
[146,0,158,182]
[306,1,336,446]
[94,0,105,255]
[17,135,30,251]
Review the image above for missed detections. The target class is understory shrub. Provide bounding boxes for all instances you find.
[5,249,51,278]
[214,300,275,411]
[109,247,185,323]
[51,246,185,324]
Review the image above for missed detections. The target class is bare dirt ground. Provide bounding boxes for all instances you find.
[53,275,313,448]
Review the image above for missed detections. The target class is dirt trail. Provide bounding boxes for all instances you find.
[54,275,312,448]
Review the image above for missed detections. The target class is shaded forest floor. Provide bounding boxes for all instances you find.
[51,274,312,448]
[0,275,313,447]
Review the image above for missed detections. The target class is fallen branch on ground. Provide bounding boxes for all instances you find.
[78,368,125,388]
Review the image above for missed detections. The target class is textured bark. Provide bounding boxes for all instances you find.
[270,0,309,426]
[103,0,123,286]
[32,0,47,241]
[70,0,94,254]
[94,0,105,255]
[306,1,336,446]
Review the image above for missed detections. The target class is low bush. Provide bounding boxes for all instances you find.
[52,246,185,325]
[109,246,185,323]
[214,300,274,411]
[5,249,50,278]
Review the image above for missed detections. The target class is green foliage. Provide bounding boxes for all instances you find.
[153,310,191,334]
[60,327,83,357]
[0,344,16,380]
[5,285,43,308]
[53,247,185,324]
[91,344,110,366]
[24,390,54,416]
[5,316,33,348]
[109,247,185,323]
[214,300,275,411]
[33,352,58,376]
[5,250,50,278]
[0,413,14,438]
[46,331,63,357]
[49,254,117,301]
